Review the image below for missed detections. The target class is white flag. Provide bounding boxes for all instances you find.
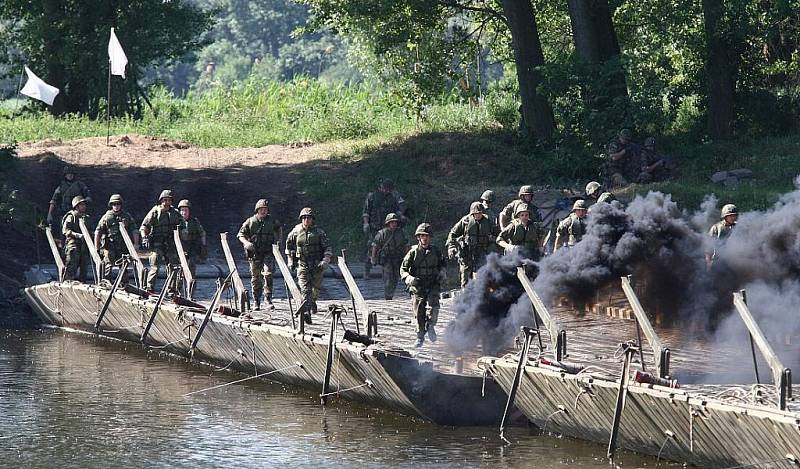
[108,27,128,78]
[20,66,60,106]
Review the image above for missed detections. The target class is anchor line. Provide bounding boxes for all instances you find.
[148,337,188,350]
[319,380,372,399]
[541,407,565,435]
[184,363,302,397]
[654,432,675,468]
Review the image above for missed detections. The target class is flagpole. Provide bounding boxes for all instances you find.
[106,60,112,146]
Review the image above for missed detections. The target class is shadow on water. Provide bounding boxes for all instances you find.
[0,327,678,468]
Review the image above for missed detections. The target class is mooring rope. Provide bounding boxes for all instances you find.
[184,363,303,397]
[319,380,373,399]
[148,337,188,350]
[541,406,566,435]
[654,430,675,468]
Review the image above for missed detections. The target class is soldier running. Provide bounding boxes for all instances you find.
[238,199,282,310]
[94,194,138,282]
[362,178,405,279]
[400,223,446,348]
[370,213,409,300]
[446,202,495,287]
[553,200,588,252]
[499,185,541,229]
[286,207,332,324]
[177,199,207,296]
[496,203,545,266]
[139,190,182,293]
[62,195,91,282]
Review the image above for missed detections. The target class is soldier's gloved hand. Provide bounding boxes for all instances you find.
[73,232,83,240]
[362,222,370,234]
[243,241,254,252]
[287,256,294,268]
[447,248,457,260]
[370,256,378,266]
[404,276,418,287]
[318,256,331,269]
[142,237,151,249]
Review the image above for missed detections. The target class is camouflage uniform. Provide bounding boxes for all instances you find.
[585,181,617,206]
[400,227,445,343]
[499,187,542,229]
[556,213,586,248]
[446,204,495,287]
[602,132,641,186]
[140,203,181,292]
[49,171,90,236]
[237,212,281,305]
[178,216,206,281]
[362,183,405,277]
[496,213,544,261]
[62,205,90,282]
[596,192,617,204]
[286,210,332,319]
[371,218,409,300]
[95,208,137,282]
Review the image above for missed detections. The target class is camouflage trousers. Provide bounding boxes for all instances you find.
[64,243,90,282]
[146,243,180,293]
[458,253,487,288]
[380,257,402,300]
[102,245,129,284]
[248,254,275,301]
[364,228,378,277]
[297,263,324,315]
[411,285,440,338]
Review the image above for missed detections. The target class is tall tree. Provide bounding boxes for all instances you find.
[702,0,740,139]
[0,0,212,116]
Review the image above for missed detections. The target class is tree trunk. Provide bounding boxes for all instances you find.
[500,0,555,142]
[702,0,737,139]
[41,0,65,115]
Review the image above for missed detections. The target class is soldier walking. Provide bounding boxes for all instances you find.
[446,202,495,287]
[400,223,446,348]
[497,203,544,265]
[286,207,332,324]
[585,181,616,205]
[238,199,282,310]
[706,204,737,270]
[140,190,181,293]
[62,195,91,282]
[553,200,588,252]
[362,178,405,278]
[48,165,91,236]
[370,213,409,300]
[177,199,207,296]
[94,194,138,283]
[499,185,541,229]
[479,190,498,227]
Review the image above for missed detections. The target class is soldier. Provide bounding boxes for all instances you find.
[362,178,406,279]
[286,207,332,324]
[553,200,588,252]
[637,137,671,183]
[705,204,737,269]
[177,199,207,296]
[479,190,498,227]
[62,195,91,282]
[94,194,138,282]
[238,199,282,310]
[139,190,181,293]
[400,223,446,348]
[370,212,409,300]
[499,185,541,229]
[585,181,616,205]
[602,128,641,186]
[48,165,91,235]
[496,203,544,262]
[446,202,495,287]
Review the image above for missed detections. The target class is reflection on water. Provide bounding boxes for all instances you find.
[0,328,674,468]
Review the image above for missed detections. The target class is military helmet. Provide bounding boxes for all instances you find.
[108,194,123,206]
[572,199,588,211]
[158,189,173,201]
[414,223,432,236]
[299,207,314,219]
[619,128,633,140]
[518,185,534,197]
[514,203,531,217]
[480,190,495,203]
[380,178,395,190]
[71,195,87,209]
[63,165,77,176]
[384,212,400,225]
[254,199,269,212]
[178,199,191,209]
[585,181,602,197]
[720,204,738,219]
[644,136,656,149]
[470,202,484,215]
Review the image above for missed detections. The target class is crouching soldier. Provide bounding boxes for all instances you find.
[140,190,181,293]
[286,207,332,324]
[94,194,138,283]
[446,202,495,287]
[370,213,409,300]
[400,223,446,348]
[238,199,282,310]
[553,200,588,252]
[62,195,91,282]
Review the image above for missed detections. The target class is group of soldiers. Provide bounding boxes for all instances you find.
[47,161,735,349]
[603,128,673,186]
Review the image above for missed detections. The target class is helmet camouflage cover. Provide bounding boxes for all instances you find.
[585,181,602,196]
[299,207,314,219]
[254,199,269,212]
[384,212,400,225]
[159,189,174,201]
[572,199,588,211]
[178,199,191,209]
[469,202,484,215]
[619,128,633,139]
[108,194,123,206]
[514,203,531,217]
[518,185,534,197]
[720,204,738,219]
[63,165,77,175]
[480,190,495,202]
[71,195,87,209]
[414,223,432,236]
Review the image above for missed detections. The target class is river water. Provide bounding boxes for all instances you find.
[0,328,674,468]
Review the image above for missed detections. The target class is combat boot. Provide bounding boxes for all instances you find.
[265,295,274,310]
[414,332,425,348]
[254,294,262,311]
[427,323,437,342]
